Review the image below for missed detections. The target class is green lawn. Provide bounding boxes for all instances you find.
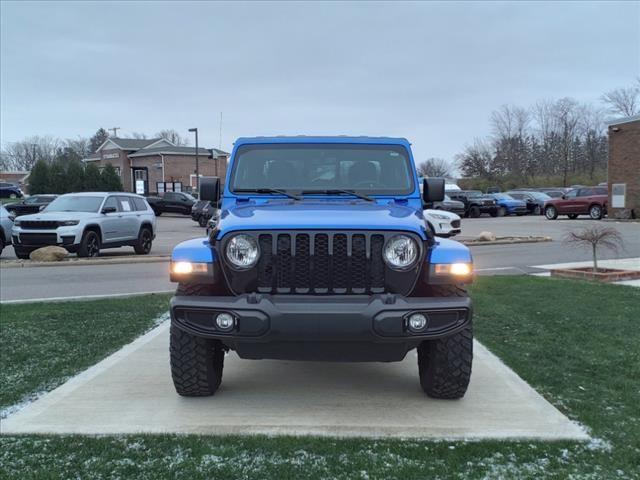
[1,277,639,479]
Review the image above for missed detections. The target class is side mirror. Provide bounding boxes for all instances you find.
[102,206,117,214]
[199,176,221,203]
[422,178,445,203]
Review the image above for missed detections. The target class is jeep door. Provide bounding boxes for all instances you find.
[116,196,140,239]
[100,196,128,242]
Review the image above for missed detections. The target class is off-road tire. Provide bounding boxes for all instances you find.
[133,227,153,254]
[589,204,603,220]
[418,284,473,399]
[469,206,481,218]
[77,230,100,257]
[170,325,224,397]
[567,214,579,219]
[545,205,558,220]
[198,215,208,228]
[170,282,224,396]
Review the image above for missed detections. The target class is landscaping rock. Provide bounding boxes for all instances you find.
[478,231,496,242]
[29,246,68,262]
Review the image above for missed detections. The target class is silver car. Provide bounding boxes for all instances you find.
[0,205,15,256]
[11,192,156,259]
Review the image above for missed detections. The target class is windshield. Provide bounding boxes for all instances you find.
[230,144,414,195]
[527,191,551,200]
[44,195,104,213]
[465,191,483,198]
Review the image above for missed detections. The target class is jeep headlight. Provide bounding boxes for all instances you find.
[226,234,259,269]
[383,235,418,270]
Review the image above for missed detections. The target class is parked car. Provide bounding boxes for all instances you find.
[487,193,527,216]
[4,195,57,217]
[0,205,15,255]
[448,190,499,217]
[146,191,196,216]
[191,200,216,227]
[424,209,461,237]
[169,136,474,400]
[0,182,24,199]
[432,194,465,216]
[506,191,552,215]
[543,186,608,220]
[11,192,156,259]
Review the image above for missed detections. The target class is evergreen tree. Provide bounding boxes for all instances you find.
[84,163,102,191]
[27,160,51,194]
[48,160,68,194]
[100,163,123,191]
[89,128,109,153]
[66,160,86,192]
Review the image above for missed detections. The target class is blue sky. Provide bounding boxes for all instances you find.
[1,1,638,165]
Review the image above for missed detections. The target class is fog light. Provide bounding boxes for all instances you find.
[408,313,428,332]
[215,313,235,331]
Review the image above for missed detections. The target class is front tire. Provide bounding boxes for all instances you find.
[170,326,224,397]
[417,285,473,399]
[198,215,208,228]
[545,205,558,220]
[14,246,33,260]
[77,230,100,257]
[469,206,481,218]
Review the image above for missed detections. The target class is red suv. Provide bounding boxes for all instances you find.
[544,187,608,220]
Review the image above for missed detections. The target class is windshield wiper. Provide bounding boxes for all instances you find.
[234,188,301,201]
[301,189,374,202]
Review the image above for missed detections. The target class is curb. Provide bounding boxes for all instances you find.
[0,255,170,269]
[461,237,552,246]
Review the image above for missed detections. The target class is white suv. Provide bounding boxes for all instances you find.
[424,209,462,238]
[11,192,156,259]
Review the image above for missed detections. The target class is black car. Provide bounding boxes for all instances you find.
[506,191,552,215]
[146,191,196,215]
[5,194,57,217]
[433,194,466,216]
[0,182,24,199]
[191,200,216,227]
[447,190,499,217]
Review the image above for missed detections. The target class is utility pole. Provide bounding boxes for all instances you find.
[188,128,199,193]
[109,127,120,137]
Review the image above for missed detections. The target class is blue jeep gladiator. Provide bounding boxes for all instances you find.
[169,136,474,399]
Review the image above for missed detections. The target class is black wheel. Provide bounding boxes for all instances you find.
[134,227,153,254]
[14,246,33,260]
[469,206,481,218]
[170,283,224,397]
[567,214,579,219]
[77,230,100,257]
[589,204,603,220]
[418,285,473,399]
[545,205,558,220]
[198,215,208,228]
[533,205,541,215]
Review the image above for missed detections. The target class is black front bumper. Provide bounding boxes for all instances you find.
[170,293,472,362]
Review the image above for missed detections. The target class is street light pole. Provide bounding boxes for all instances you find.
[188,128,199,193]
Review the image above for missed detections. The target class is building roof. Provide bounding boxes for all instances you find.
[128,146,215,158]
[606,114,640,126]
[108,137,163,149]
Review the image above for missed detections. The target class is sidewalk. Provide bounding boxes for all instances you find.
[531,257,640,287]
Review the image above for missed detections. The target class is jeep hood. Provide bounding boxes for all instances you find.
[16,211,99,221]
[216,200,427,239]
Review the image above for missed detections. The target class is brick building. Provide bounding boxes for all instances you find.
[607,115,640,219]
[83,137,229,194]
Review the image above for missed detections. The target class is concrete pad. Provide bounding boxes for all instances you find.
[533,257,640,271]
[1,322,588,440]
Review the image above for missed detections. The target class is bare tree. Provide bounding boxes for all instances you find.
[456,139,494,178]
[601,86,639,117]
[417,157,452,177]
[129,132,148,139]
[155,129,189,146]
[564,226,624,273]
[65,137,91,159]
[0,136,62,170]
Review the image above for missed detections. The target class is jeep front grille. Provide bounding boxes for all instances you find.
[218,231,423,295]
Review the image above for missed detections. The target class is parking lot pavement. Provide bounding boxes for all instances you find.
[1,215,638,302]
[1,321,588,440]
